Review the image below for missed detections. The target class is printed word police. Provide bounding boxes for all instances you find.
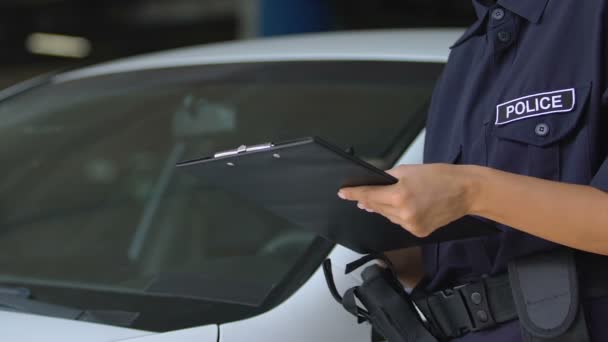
[495,88,575,125]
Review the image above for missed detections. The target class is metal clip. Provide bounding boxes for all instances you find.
[214,142,273,158]
[246,142,274,152]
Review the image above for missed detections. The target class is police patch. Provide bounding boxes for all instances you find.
[495,88,575,125]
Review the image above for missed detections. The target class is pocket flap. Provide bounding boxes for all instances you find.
[492,84,591,147]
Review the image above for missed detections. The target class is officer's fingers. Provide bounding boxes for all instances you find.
[360,197,428,235]
[357,202,374,212]
[352,183,414,212]
[352,186,412,216]
[358,200,402,221]
[338,185,392,205]
[358,202,393,220]
[338,186,370,201]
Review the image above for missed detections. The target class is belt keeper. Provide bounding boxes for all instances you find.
[459,278,496,332]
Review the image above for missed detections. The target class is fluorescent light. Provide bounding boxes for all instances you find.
[25,32,92,58]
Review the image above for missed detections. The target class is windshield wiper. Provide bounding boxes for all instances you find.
[0,285,139,327]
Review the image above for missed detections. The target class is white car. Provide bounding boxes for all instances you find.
[0,29,461,341]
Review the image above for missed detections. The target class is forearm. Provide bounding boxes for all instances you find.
[466,165,608,255]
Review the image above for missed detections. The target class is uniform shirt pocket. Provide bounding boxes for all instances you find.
[493,83,591,146]
[488,83,591,179]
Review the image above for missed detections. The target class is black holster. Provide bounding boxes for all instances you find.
[323,257,438,342]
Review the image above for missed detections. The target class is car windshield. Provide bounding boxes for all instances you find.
[0,60,442,331]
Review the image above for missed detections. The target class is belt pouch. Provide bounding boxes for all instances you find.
[508,249,590,342]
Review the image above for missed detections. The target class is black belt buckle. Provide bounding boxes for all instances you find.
[434,284,475,337]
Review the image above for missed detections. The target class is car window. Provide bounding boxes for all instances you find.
[0,61,443,331]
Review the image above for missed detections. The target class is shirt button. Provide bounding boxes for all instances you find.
[497,31,512,43]
[492,8,505,20]
[535,123,550,137]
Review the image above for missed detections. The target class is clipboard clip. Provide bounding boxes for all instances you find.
[214,142,274,158]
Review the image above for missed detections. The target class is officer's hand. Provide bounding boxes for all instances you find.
[338,164,476,237]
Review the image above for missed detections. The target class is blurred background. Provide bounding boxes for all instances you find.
[0,0,475,89]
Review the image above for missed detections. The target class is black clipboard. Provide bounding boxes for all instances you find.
[177,137,497,254]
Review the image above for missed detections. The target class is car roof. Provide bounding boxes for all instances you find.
[55,29,462,83]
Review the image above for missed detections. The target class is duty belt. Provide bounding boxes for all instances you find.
[411,274,516,339]
[324,252,608,342]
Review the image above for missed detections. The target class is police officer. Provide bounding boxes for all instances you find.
[338,0,608,341]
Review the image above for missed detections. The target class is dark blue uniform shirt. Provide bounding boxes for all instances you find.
[422,0,608,340]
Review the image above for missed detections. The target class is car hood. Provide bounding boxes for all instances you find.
[0,311,218,342]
